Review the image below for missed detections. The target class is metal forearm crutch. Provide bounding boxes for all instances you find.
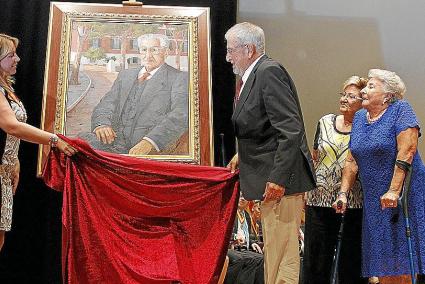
[330,200,345,284]
[395,159,416,284]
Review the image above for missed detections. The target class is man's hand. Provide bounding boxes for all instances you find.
[227,153,239,173]
[251,243,263,254]
[129,140,157,155]
[263,182,285,202]
[235,229,246,245]
[12,161,20,195]
[94,126,117,144]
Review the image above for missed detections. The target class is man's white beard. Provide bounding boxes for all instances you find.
[233,65,245,77]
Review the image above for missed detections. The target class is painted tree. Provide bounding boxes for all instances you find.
[84,47,106,63]
[69,23,91,85]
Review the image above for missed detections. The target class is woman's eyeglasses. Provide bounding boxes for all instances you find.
[339,92,362,100]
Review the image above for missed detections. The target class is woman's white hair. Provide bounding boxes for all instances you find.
[137,33,169,49]
[225,22,265,53]
[368,69,406,100]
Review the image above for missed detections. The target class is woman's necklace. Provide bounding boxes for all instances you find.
[367,108,387,124]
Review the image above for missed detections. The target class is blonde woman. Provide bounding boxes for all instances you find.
[304,76,367,284]
[0,33,76,252]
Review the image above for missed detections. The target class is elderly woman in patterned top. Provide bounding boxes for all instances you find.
[333,69,425,284]
[303,76,368,284]
[0,34,76,252]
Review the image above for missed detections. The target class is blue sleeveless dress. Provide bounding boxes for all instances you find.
[350,100,425,277]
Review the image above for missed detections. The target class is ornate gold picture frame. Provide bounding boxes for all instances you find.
[37,2,213,175]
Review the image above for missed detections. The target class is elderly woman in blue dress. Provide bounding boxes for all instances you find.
[334,69,425,283]
[0,34,76,252]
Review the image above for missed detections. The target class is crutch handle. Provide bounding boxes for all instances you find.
[395,160,412,217]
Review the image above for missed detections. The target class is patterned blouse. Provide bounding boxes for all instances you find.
[0,87,27,231]
[306,114,363,208]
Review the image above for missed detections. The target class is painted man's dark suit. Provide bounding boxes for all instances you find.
[232,55,316,200]
[85,63,188,153]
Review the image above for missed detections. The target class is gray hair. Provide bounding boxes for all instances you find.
[225,22,265,53]
[368,69,406,100]
[137,33,169,49]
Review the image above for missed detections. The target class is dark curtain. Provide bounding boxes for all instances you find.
[0,1,237,282]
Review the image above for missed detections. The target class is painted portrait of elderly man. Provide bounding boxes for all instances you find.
[67,22,190,156]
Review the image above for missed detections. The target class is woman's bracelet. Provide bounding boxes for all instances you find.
[49,134,59,148]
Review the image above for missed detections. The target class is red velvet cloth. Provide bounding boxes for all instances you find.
[42,136,239,284]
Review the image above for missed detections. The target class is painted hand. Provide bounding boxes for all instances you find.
[94,125,117,144]
[129,140,156,155]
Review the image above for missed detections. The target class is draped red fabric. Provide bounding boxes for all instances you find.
[42,136,239,284]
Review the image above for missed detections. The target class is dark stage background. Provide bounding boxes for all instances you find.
[0,0,236,282]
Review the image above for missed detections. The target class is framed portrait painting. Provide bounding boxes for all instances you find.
[37,2,213,175]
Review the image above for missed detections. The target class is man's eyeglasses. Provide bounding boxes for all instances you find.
[226,44,246,54]
[140,46,164,55]
[339,92,361,100]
